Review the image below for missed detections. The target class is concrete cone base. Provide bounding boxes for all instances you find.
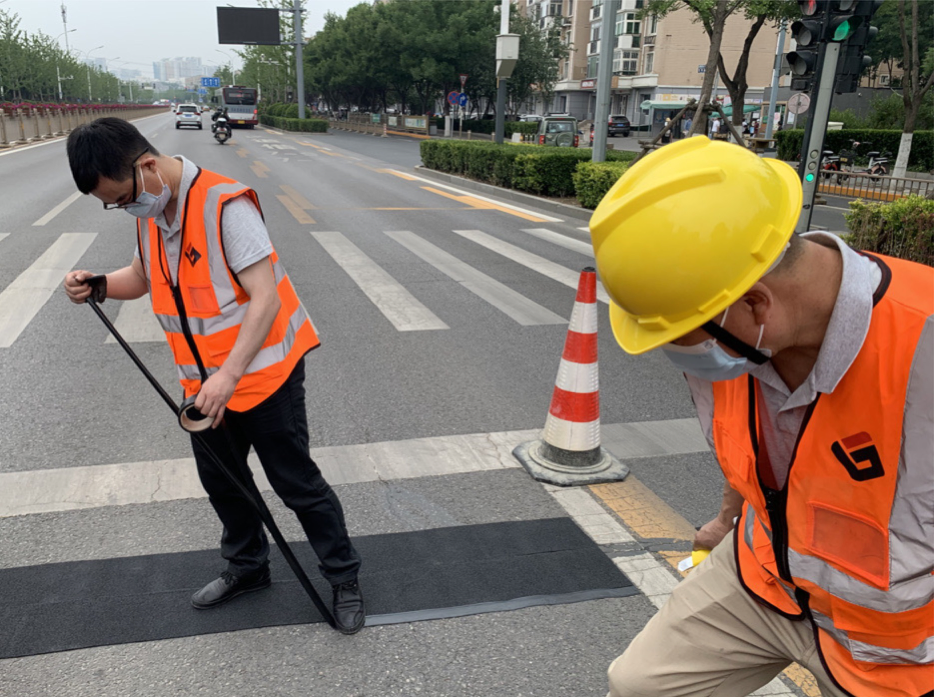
[513,440,630,487]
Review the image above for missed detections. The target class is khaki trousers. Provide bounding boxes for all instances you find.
[607,530,848,697]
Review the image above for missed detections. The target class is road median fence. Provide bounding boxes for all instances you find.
[819,171,932,202]
[776,128,934,171]
[420,140,636,206]
[259,114,328,133]
[328,113,430,138]
[0,104,167,149]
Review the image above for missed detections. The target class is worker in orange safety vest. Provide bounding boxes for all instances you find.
[591,137,933,697]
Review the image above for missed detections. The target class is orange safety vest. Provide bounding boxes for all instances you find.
[137,167,319,411]
[712,254,934,697]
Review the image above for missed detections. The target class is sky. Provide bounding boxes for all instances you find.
[2,0,365,78]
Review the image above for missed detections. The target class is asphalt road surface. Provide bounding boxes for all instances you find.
[0,115,810,697]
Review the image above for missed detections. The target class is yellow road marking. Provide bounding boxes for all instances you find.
[298,141,343,157]
[250,161,270,179]
[280,185,315,210]
[385,130,430,140]
[235,148,248,158]
[299,141,324,150]
[379,169,419,181]
[276,194,315,224]
[420,186,549,223]
[591,476,820,695]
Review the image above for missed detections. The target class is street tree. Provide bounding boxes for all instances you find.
[643,0,795,135]
[873,0,934,178]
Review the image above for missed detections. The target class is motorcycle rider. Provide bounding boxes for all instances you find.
[211,107,231,139]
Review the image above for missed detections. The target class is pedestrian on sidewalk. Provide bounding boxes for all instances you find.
[61,118,366,635]
[590,136,933,697]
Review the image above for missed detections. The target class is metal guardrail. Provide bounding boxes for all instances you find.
[0,106,167,149]
[328,113,430,137]
[818,170,932,202]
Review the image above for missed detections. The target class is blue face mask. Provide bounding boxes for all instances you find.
[662,307,770,382]
[125,165,170,219]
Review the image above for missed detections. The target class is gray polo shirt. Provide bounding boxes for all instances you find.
[135,155,272,284]
[686,232,932,490]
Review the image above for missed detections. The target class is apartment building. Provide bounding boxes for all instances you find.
[523,0,786,130]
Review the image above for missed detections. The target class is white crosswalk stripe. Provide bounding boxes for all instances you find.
[311,230,449,331]
[521,228,594,256]
[385,230,565,326]
[105,296,164,344]
[452,229,611,304]
[0,232,96,348]
[0,233,8,244]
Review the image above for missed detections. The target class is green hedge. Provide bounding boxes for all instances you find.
[776,129,934,171]
[573,162,630,209]
[420,140,636,200]
[843,195,934,266]
[259,114,328,132]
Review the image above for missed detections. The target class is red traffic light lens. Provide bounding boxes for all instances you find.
[800,0,818,16]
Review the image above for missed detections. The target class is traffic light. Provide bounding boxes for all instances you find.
[834,0,883,93]
[786,0,823,92]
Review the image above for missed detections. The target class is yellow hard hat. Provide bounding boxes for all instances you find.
[589,136,801,355]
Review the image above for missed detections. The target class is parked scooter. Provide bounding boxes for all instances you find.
[820,149,842,181]
[846,141,890,178]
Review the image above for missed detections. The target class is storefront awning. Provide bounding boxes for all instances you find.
[720,104,762,117]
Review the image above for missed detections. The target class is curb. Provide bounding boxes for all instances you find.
[412,166,594,222]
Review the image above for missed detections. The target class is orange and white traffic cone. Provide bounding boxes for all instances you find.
[514,267,628,486]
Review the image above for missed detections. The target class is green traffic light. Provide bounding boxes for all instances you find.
[833,19,854,40]
[806,173,815,182]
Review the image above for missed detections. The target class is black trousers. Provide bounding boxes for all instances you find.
[191,357,361,585]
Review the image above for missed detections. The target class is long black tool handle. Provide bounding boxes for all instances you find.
[87,297,335,627]
[87,297,181,415]
[215,427,336,627]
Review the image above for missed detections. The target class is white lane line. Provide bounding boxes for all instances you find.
[522,228,594,256]
[577,226,590,232]
[453,229,611,304]
[32,191,83,226]
[385,230,565,326]
[407,174,563,222]
[311,231,448,331]
[0,233,8,244]
[105,296,164,344]
[0,232,96,348]
[0,418,710,518]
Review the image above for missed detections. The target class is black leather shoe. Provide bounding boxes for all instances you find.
[191,567,271,610]
[332,579,365,634]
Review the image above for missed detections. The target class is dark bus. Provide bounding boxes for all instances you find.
[220,86,258,128]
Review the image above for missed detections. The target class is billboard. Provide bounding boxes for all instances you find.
[217,7,281,45]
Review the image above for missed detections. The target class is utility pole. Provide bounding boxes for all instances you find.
[592,0,621,161]
[765,19,787,140]
[293,0,305,119]
[61,4,71,54]
[494,1,519,144]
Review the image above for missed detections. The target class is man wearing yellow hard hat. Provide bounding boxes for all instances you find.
[591,137,933,697]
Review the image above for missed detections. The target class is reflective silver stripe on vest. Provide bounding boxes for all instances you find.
[889,316,934,587]
[811,608,934,665]
[242,303,307,376]
[744,501,934,613]
[203,182,254,311]
[177,363,219,383]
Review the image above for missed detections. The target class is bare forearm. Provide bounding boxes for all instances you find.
[717,481,745,525]
[106,260,148,301]
[222,291,280,381]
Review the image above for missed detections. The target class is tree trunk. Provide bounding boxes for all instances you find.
[689,0,730,137]
[716,15,768,137]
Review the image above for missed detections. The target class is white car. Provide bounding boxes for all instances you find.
[175,103,202,130]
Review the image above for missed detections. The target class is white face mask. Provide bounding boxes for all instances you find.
[125,164,170,219]
[661,306,771,382]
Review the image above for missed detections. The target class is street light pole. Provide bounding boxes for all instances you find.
[293,0,306,119]
[215,50,238,84]
[80,45,104,102]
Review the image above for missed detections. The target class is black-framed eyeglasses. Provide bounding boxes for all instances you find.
[102,149,150,210]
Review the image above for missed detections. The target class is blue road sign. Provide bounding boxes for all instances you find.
[446,90,459,106]
[458,93,468,107]
[201,77,221,88]
[198,88,207,94]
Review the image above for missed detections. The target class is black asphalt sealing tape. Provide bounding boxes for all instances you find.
[0,518,635,658]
